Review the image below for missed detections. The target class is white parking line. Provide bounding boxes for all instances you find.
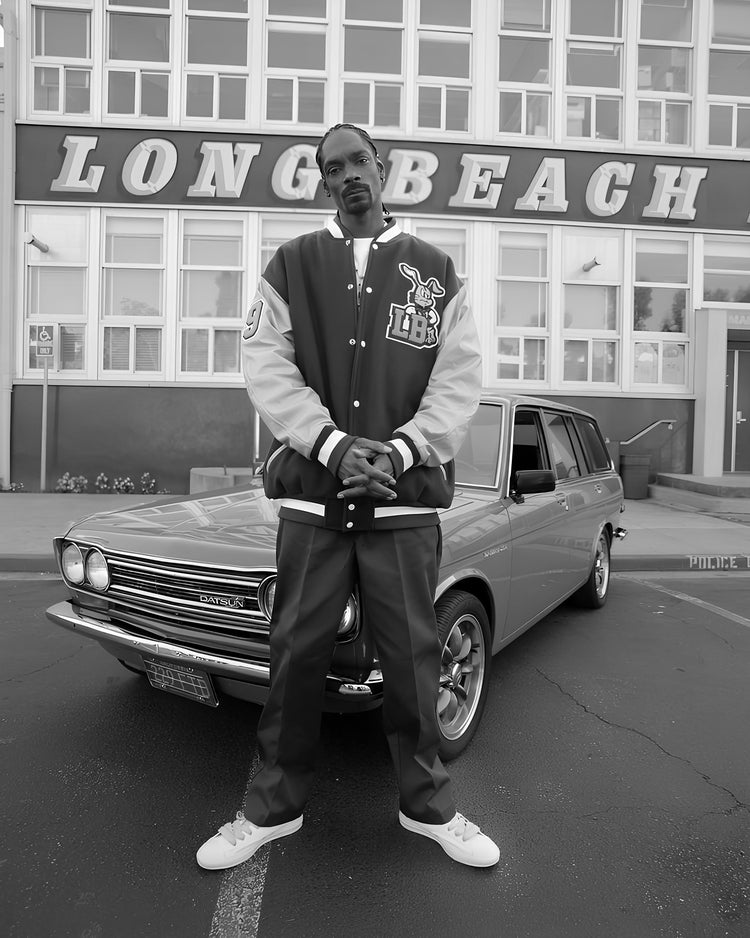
[208,744,268,938]
[631,577,750,630]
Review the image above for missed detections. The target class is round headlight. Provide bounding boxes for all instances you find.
[85,549,110,591]
[258,576,277,620]
[61,543,84,584]
[337,594,358,638]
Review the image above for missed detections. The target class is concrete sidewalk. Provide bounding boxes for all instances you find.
[1,492,749,574]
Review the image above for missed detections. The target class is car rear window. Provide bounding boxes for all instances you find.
[455,403,503,487]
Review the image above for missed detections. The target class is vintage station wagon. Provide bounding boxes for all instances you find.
[46,394,626,758]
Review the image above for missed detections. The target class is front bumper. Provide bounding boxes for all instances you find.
[46,601,384,710]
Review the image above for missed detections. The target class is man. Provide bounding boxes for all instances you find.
[196,124,498,870]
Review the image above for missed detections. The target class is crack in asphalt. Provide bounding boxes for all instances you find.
[1,645,86,683]
[535,667,750,815]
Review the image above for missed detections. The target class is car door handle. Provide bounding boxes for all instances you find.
[555,493,569,510]
[593,483,603,494]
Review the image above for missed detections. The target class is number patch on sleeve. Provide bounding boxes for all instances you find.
[243,298,264,340]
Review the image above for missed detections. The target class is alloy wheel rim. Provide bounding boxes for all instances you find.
[595,534,610,598]
[437,613,486,740]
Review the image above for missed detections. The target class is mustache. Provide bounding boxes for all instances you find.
[344,182,370,196]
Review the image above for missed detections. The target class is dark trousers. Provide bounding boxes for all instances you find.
[243,519,456,827]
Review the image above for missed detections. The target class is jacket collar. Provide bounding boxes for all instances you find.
[326,215,402,243]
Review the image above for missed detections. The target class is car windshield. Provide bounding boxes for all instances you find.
[454,403,503,488]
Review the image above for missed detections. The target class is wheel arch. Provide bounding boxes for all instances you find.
[436,574,496,643]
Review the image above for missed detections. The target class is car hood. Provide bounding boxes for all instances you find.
[62,485,491,568]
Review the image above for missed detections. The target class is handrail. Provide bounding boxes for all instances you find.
[620,419,677,447]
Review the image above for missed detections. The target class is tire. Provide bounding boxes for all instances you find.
[435,590,492,762]
[573,529,611,609]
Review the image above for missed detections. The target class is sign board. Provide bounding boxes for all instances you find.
[31,324,55,358]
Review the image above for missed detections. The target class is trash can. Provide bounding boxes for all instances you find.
[619,453,651,500]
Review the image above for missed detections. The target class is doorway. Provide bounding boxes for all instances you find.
[725,348,750,471]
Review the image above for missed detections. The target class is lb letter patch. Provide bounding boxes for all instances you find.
[243,298,264,340]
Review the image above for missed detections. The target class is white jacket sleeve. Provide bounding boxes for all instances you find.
[393,282,482,467]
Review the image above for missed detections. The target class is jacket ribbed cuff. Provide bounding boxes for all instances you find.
[388,434,422,477]
[312,426,355,475]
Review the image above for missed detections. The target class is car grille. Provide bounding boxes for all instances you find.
[92,549,274,637]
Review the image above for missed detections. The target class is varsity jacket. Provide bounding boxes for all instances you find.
[241,215,482,532]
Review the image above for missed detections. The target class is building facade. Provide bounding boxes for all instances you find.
[2,0,750,494]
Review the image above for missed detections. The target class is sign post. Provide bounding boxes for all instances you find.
[34,326,55,492]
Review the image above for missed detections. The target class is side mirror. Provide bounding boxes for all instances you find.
[511,469,556,503]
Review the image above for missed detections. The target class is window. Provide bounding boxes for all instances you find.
[454,403,503,488]
[574,416,611,472]
[416,0,472,131]
[101,215,165,375]
[495,231,548,382]
[106,2,171,118]
[497,0,551,137]
[566,0,623,141]
[704,239,750,303]
[31,5,92,115]
[637,0,693,145]
[180,218,245,375]
[632,238,689,386]
[708,0,750,148]
[260,216,324,271]
[265,4,327,124]
[543,412,581,480]
[412,224,467,283]
[184,1,249,121]
[25,209,88,373]
[342,1,403,129]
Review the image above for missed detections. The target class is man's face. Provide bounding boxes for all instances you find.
[319,128,383,217]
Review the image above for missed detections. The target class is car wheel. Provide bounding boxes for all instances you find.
[435,590,491,762]
[573,529,611,609]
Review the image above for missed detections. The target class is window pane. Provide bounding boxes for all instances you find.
[103,327,130,370]
[499,233,547,276]
[596,97,620,139]
[498,337,520,379]
[638,99,661,141]
[187,74,214,117]
[709,104,733,144]
[343,82,370,123]
[346,0,402,21]
[106,217,163,263]
[117,0,170,7]
[662,343,686,384]
[27,210,88,262]
[445,88,469,131]
[525,338,546,380]
[709,50,750,95]
[499,37,550,83]
[29,269,85,317]
[105,270,162,317]
[502,0,550,31]
[713,0,750,45]
[268,29,325,69]
[499,92,522,132]
[184,220,243,266]
[261,216,323,268]
[34,67,60,110]
[640,0,692,42]
[567,43,621,87]
[266,78,293,120]
[497,282,547,328]
[270,0,325,14]
[636,240,688,282]
[65,69,91,114]
[109,14,170,62]
[214,330,241,372]
[299,80,325,122]
[135,328,161,371]
[419,0,471,28]
[418,86,441,128]
[665,102,689,145]
[575,417,610,470]
[527,94,550,134]
[141,73,169,116]
[567,95,591,135]
[182,271,241,317]
[188,18,247,66]
[638,47,690,93]
[60,325,85,370]
[374,83,400,127]
[190,0,248,11]
[345,27,401,74]
[592,341,617,382]
[181,329,209,371]
[633,286,686,331]
[564,340,588,380]
[545,413,581,479]
[738,107,750,147]
[35,10,89,58]
[419,36,470,79]
[564,284,617,329]
[633,342,659,382]
[108,71,136,113]
[219,77,246,119]
[570,0,622,38]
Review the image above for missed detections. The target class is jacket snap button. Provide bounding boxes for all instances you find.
[373,244,378,249]
[349,338,356,345]
[365,287,372,293]
[346,522,354,529]
[353,400,360,407]
[347,283,354,290]
[348,504,355,511]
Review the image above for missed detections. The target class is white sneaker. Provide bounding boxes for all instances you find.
[399,811,500,868]
[196,811,303,870]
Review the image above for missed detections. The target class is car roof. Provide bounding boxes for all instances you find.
[478,390,597,422]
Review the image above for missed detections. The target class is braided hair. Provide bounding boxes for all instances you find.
[315,123,390,216]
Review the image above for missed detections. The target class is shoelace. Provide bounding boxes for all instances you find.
[217,811,255,846]
[447,813,481,842]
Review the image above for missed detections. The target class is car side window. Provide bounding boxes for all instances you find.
[543,411,582,481]
[510,409,549,488]
[574,416,611,472]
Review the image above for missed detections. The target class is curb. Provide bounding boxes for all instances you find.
[0,555,59,574]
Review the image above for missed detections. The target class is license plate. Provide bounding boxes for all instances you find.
[143,656,218,707]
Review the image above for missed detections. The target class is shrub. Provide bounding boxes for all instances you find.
[112,476,135,494]
[55,472,88,494]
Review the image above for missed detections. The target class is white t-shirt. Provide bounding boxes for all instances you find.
[353,237,372,304]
